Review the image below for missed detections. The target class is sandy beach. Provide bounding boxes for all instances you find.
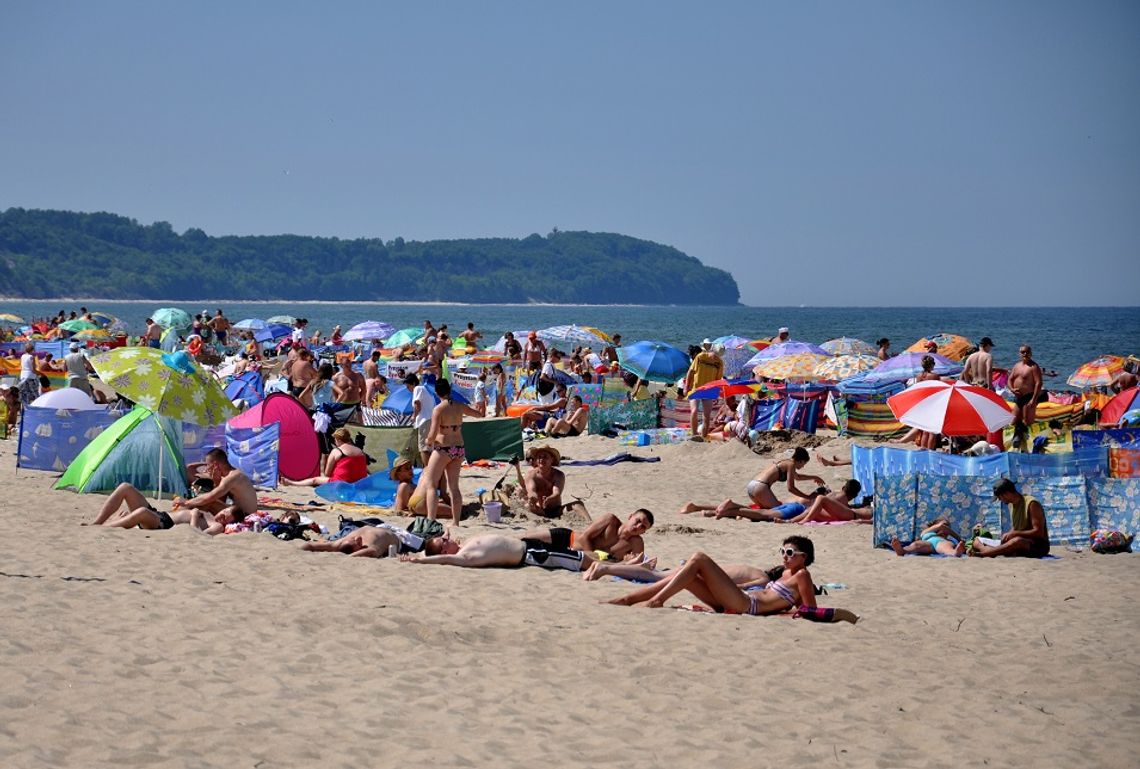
[1,431,1136,769]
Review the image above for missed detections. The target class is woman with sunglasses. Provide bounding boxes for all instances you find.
[607,535,857,623]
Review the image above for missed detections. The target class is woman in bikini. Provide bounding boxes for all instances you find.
[679,447,825,519]
[890,517,967,557]
[421,379,485,526]
[607,535,857,623]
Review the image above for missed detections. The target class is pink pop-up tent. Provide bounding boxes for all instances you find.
[227,392,319,481]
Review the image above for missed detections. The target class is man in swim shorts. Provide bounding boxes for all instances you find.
[403,533,595,572]
[1008,345,1043,450]
[519,509,654,561]
[971,479,1050,558]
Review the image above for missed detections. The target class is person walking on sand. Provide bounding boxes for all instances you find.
[684,339,724,441]
[1009,345,1043,450]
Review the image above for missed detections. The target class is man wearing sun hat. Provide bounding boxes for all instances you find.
[521,444,565,517]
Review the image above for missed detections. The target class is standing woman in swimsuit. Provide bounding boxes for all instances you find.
[607,535,857,623]
[422,379,485,526]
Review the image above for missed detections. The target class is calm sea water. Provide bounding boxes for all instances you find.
[4,300,1138,389]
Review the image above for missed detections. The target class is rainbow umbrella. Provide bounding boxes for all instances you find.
[821,337,876,356]
[688,376,770,401]
[1067,355,1124,389]
[905,333,974,362]
[747,339,772,351]
[813,354,880,381]
[753,352,830,381]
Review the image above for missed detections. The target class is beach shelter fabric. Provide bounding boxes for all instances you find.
[17,406,119,472]
[227,392,319,481]
[225,424,281,488]
[54,407,188,497]
[347,425,420,467]
[462,417,524,461]
[836,399,909,439]
[224,371,265,408]
[1102,388,1140,426]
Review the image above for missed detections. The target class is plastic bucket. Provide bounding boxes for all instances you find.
[483,501,503,523]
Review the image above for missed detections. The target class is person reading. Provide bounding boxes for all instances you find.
[970,479,1050,558]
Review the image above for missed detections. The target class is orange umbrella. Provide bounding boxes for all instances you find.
[906,333,974,362]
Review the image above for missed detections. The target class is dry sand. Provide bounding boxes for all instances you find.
[0,432,1136,768]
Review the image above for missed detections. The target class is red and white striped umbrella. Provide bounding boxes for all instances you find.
[887,380,1013,436]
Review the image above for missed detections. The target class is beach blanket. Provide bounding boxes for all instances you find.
[361,406,412,427]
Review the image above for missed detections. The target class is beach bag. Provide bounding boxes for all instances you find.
[1090,529,1133,554]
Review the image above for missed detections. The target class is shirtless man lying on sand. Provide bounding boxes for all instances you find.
[86,449,258,530]
[520,509,653,561]
[400,529,646,572]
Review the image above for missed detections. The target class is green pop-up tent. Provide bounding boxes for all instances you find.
[55,406,188,498]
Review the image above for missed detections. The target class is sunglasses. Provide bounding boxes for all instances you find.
[780,547,803,558]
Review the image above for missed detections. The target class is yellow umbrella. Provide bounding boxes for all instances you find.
[813,354,880,381]
[71,328,114,341]
[753,352,830,381]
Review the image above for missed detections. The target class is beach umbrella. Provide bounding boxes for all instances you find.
[0,313,26,324]
[385,327,425,348]
[888,380,1013,436]
[813,354,880,382]
[266,315,297,325]
[687,376,769,401]
[58,319,99,333]
[821,337,877,356]
[489,330,532,354]
[905,333,975,362]
[617,341,691,382]
[344,321,397,342]
[254,324,291,343]
[153,307,192,330]
[233,318,267,331]
[712,335,754,349]
[753,352,830,381]
[537,324,610,346]
[1067,355,1124,389]
[71,328,114,342]
[30,388,103,411]
[1100,387,1140,426]
[747,339,772,351]
[380,379,469,414]
[90,348,238,426]
[89,312,117,327]
[745,340,830,368]
[835,373,906,398]
[862,352,963,383]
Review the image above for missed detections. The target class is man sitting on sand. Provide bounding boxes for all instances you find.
[517,444,566,516]
[86,449,257,530]
[546,394,588,437]
[971,479,1050,558]
[520,509,653,561]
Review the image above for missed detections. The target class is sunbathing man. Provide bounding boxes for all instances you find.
[333,354,365,408]
[520,509,653,562]
[300,519,446,558]
[363,350,385,406]
[401,531,596,572]
[86,449,257,530]
[971,478,1050,558]
[516,444,566,516]
[679,447,825,518]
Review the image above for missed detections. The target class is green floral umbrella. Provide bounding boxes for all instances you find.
[153,307,192,330]
[90,348,238,425]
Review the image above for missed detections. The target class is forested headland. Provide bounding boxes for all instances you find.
[0,208,740,305]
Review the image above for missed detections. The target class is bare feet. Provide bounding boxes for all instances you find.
[582,562,609,581]
[679,502,701,515]
[890,537,906,556]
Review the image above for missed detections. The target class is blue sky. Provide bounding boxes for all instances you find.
[1,1,1137,305]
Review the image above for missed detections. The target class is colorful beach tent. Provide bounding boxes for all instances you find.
[55,407,188,497]
[227,392,319,481]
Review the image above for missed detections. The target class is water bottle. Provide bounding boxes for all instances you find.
[388,544,399,559]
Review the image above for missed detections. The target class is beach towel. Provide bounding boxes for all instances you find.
[560,452,663,467]
[749,398,783,432]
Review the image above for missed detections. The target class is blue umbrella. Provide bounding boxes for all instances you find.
[380,380,470,414]
[253,323,292,343]
[861,352,963,383]
[744,340,830,368]
[617,340,691,382]
[344,321,397,342]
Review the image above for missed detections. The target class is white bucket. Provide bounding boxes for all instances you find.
[483,501,503,523]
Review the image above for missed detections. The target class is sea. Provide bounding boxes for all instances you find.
[4,300,1138,390]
